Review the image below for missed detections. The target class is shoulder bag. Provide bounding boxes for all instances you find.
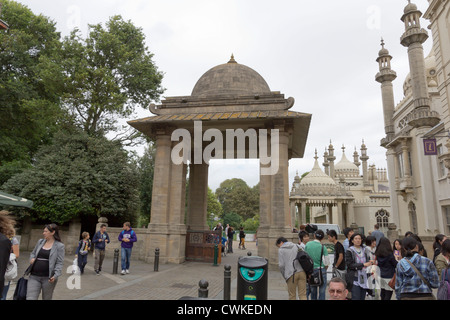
[308,245,324,287]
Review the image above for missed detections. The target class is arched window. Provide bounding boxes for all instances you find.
[375,209,390,232]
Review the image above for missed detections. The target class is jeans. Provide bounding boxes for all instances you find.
[1,281,10,300]
[77,253,88,274]
[309,267,327,300]
[352,284,367,300]
[121,247,132,270]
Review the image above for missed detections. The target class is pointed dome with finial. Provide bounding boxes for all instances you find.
[191,54,271,97]
[334,145,360,178]
[300,150,338,189]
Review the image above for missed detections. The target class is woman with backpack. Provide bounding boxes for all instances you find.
[75,232,91,275]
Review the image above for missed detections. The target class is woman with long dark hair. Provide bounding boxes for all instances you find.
[345,233,374,300]
[374,237,397,300]
[395,236,439,300]
[26,223,65,300]
[432,234,447,264]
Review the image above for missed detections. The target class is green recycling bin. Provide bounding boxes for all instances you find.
[237,256,268,300]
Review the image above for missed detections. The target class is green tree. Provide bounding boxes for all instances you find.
[136,142,156,227]
[215,178,259,221]
[206,187,223,229]
[0,0,64,184]
[41,15,164,141]
[2,129,139,224]
[223,212,242,231]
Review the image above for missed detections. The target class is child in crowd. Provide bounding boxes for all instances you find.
[75,232,91,274]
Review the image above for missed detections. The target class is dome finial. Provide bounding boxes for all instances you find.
[228,53,237,64]
[314,148,318,161]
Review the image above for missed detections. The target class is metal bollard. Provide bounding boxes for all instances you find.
[154,248,160,272]
[224,264,231,300]
[198,279,209,298]
[213,244,219,266]
[113,249,119,274]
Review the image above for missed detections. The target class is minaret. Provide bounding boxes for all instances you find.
[360,140,369,186]
[327,140,336,179]
[375,39,397,146]
[353,147,361,169]
[323,148,330,176]
[400,1,439,128]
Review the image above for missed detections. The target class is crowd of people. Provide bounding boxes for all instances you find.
[0,213,137,300]
[277,223,449,300]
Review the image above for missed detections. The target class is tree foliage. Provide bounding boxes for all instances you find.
[215,178,259,221]
[136,143,155,227]
[2,129,139,224]
[0,0,64,184]
[41,15,164,140]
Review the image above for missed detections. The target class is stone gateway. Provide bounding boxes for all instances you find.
[128,55,311,269]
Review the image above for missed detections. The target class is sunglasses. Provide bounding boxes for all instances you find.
[328,289,344,294]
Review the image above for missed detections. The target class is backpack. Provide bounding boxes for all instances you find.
[293,245,314,277]
[78,240,90,255]
[437,268,450,300]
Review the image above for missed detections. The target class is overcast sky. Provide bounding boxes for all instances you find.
[14,0,432,191]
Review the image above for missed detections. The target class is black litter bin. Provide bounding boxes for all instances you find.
[237,256,268,300]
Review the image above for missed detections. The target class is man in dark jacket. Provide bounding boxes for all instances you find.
[0,232,12,294]
[92,224,110,275]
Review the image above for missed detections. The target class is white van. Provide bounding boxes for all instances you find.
[314,223,341,235]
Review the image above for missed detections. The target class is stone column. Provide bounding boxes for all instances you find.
[147,129,189,264]
[290,201,296,229]
[186,162,209,230]
[337,201,344,228]
[271,131,291,230]
[401,139,411,178]
[257,128,292,270]
[300,201,307,226]
[149,132,172,226]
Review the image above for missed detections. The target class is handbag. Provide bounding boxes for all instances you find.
[308,245,324,287]
[13,261,34,300]
[388,273,396,289]
[405,258,436,300]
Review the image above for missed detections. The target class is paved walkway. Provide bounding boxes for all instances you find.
[6,241,289,300]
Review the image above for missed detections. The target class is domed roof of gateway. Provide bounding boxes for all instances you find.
[191,55,271,98]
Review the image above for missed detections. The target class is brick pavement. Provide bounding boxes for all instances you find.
[6,241,289,300]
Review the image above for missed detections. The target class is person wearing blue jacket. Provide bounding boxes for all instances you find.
[92,224,110,275]
[118,222,137,275]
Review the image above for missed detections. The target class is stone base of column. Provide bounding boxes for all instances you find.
[257,225,295,271]
[144,223,188,264]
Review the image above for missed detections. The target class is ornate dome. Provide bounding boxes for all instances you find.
[334,149,360,178]
[297,152,339,196]
[191,55,271,97]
